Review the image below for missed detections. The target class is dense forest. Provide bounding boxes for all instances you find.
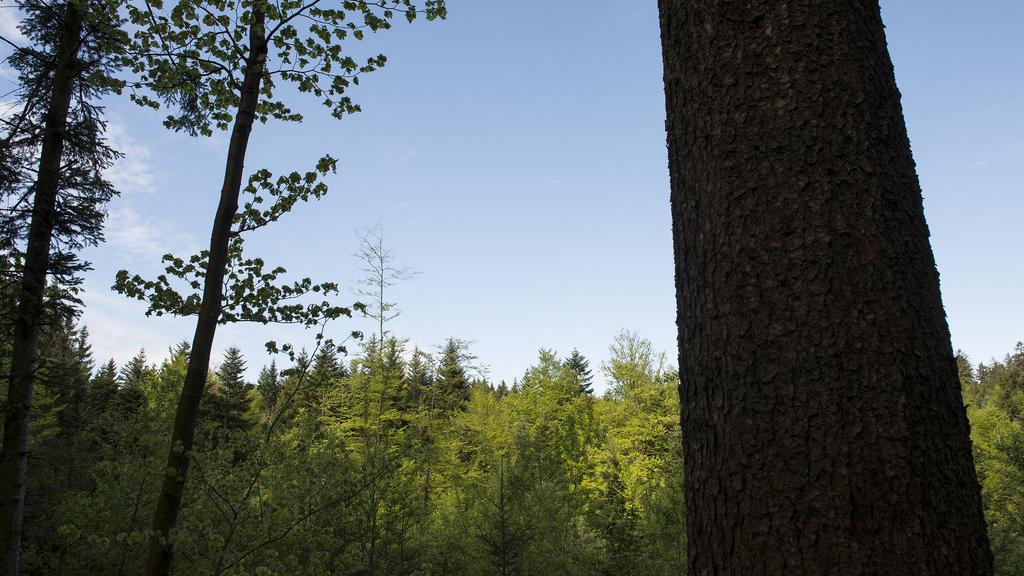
[1,310,1022,574]
[5,312,689,574]
[1,0,1019,573]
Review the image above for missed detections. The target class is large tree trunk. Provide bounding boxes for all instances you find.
[143,12,266,576]
[657,1,992,574]
[0,5,83,575]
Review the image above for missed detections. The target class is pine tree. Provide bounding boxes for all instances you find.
[314,343,348,380]
[256,361,281,413]
[494,381,510,398]
[381,337,408,411]
[205,346,251,432]
[404,347,434,407]
[21,321,97,565]
[36,322,93,439]
[119,349,152,389]
[436,338,473,413]
[303,343,347,411]
[218,347,247,391]
[565,349,594,396]
[114,349,151,415]
[0,0,124,567]
[83,358,121,449]
[87,359,119,413]
[958,350,986,408]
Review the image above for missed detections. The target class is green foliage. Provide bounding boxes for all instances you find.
[123,0,447,136]
[17,323,1024,575]
[86,358,119,415]
[113,233,356,329]
[435,337,475,413]
[602,330,665,400]
[256,359,282,411]
[204,346,254,434]
[962,345,1024,576]
[13,327,690,575]
[566,348,595,396]
[1,0,125,299]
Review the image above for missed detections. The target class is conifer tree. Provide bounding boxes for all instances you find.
[404,347,433,406]
[36,322,93,439]
[494,381,510,398]
[304,342,347,410]
[256,361,281,412]
[206,346,251,432]
[110,349,151,417]
[382,337,408,408]
[218,347,248,392]
[0,0,124,568]
[87,359,119,413]
[565,349,594,396]
[436,338,473,413]
[312,342,348,381]
[119,349,152,389]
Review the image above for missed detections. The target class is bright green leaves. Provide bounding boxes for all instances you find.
[123,0,247,135]
[962,346,1024,574]
[112,141,354,332]
[234,155,337,234]
[220,238,347,325]
[113,257,205,317]
[124,0,447,135]
[113,154,354,328]
[113,236,354,327]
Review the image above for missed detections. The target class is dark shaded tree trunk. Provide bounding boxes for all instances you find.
[0,5,83,575]
[657,1,992,574]
[143,12,266,576]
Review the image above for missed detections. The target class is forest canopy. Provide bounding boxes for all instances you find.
[4,314,1024,574]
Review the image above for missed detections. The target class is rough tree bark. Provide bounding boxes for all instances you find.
[0,5,83,575]
[143,11,266,576]
[657,1,992,574]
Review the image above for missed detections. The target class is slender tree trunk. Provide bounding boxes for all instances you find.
[657,1,992,574]
[143,12,266,576]
[0,5,83,575]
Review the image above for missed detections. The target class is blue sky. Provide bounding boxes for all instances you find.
[3,0,1022,391]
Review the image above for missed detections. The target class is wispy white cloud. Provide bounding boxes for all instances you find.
[0,9,26,44]
[79,288,193,367]
[105,121,158,194]
[105,205,198,260]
